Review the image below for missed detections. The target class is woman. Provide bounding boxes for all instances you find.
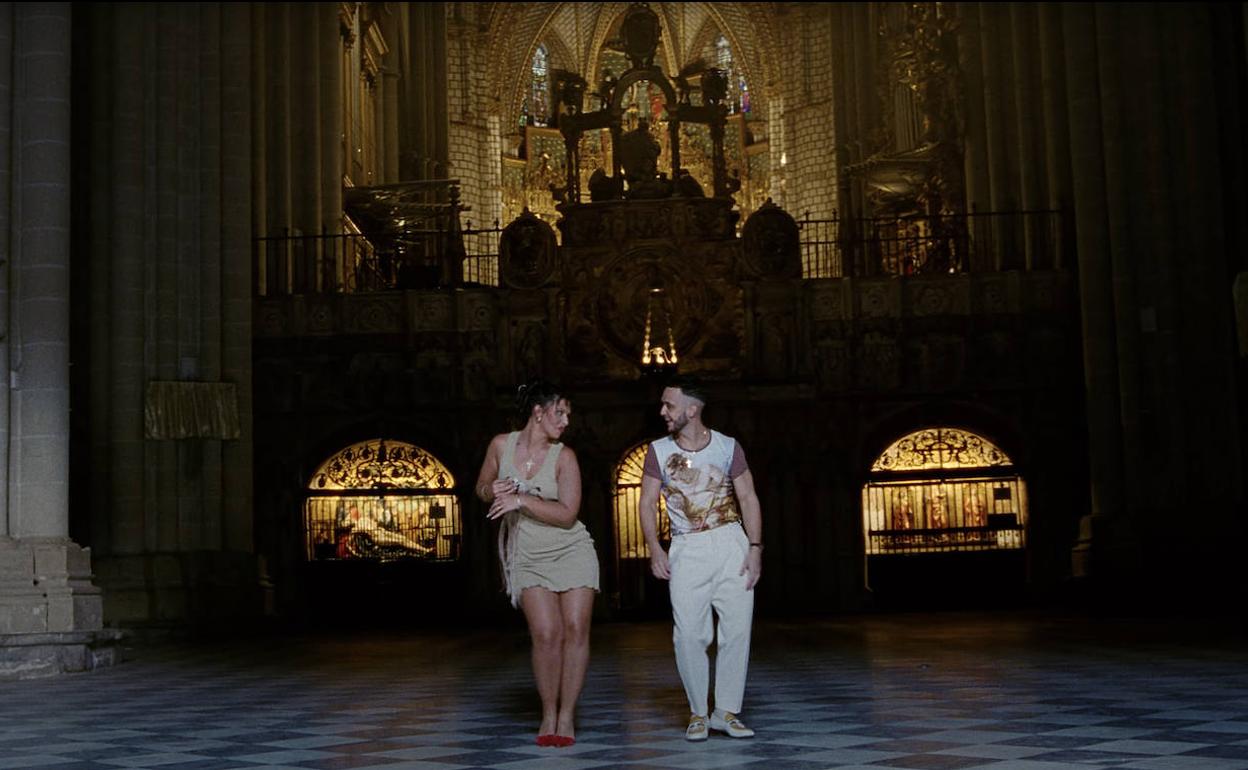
[475,380,599,747]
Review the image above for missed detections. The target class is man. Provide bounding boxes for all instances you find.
[639,377,763,741]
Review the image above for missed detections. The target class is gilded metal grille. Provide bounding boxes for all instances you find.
[310,439,454,491]
[871,427,1013,472]
[612,443,669,560]
[862,477,1026,555]
[864,428,1027,556]
[305,439,461,562]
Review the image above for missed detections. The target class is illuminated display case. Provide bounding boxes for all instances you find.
[862,428,1027,556]
[304,439,461,562]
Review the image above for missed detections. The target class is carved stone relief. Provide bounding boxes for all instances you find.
[976,275,1012,314]
[741,200,801,279]
[347,295,404,334]
[499,210,558,289]
[410,293,453,331]
[906,333,965,390]
[305,301,338,335]
[814,340,851,391]
[756,313,794,378]
[909,280,970,316]
[512,322,548,382]
[459,292,497,332]
[591,245,718,365]
[256,302,288,338]
[858,280,901,318]
[810,283,850,321]
[859,331,901,390]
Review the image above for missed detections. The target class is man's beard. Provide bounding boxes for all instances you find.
[668,413,688,435]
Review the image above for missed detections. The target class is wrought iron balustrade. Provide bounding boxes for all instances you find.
[798,209,1068,279]
[254,223,502,296]
[255,205,1066,295]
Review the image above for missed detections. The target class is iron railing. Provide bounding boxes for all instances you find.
[799,209,1068,279]
[254,223,503,297]
[255,208,1066,296]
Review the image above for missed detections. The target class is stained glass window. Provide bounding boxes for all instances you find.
[521,44,551,128]
[862,428,1027,555]
[304,439,461,562]
[714,35,750,114]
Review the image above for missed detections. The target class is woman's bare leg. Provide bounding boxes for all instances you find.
[520,587,564,736]
[555,588,594,740]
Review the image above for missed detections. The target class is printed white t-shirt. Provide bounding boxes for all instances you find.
[643,429,749,536]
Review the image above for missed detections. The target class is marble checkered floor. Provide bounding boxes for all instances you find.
[4,611,1248,769]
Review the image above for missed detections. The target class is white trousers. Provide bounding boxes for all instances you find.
[669,523,754,716]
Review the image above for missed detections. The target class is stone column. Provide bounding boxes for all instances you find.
[403,3,449,180]
[0,3,108,673]
[1009,3,1043,269]
[0,5,13,544]
[221,1,253,559]
[1036,2,1071,269]
[957,4,991,271]
[318,2,342,291]
[978,4,1019,268]
[83,3,260,629]
[1062,3,1129,583]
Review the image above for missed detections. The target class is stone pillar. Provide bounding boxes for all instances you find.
[380,7,401,185]
[83,3,260,629]
[0,2,112,676]
[221,1,253,560]
[402,3,449,180]
[1062,4,1127,582]
[978,4,1018,268]
[1009,3,1043,269]
[0,4,13,543]
[1036,2,1071,269]
[1064,3,1246,599]
[318,1,341,287]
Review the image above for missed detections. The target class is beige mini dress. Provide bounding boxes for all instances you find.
[498,431,600,607]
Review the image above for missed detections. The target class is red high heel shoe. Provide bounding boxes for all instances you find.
[536,734,558,747]
[553,735,575,747]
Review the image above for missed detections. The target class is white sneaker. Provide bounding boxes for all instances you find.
[685,714,709,741]
[709,710,755,738]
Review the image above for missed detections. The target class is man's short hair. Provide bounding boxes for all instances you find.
[666,375,708,406]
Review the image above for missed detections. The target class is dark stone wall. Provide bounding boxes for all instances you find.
[253,217,1083,622]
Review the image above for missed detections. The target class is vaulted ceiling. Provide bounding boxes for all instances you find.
[455,2,790,126]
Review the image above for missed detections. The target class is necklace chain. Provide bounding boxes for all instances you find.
[677,429,710,451]
[518,437,544,475]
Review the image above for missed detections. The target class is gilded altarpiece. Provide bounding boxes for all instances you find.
[502,115,768,231]
[503,127,612,230]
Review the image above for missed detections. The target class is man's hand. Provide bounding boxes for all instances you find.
[650,547,671,580]
[739,547,762,590]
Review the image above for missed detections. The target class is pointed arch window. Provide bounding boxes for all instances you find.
[521,44,551,128]
[714,35,750,114]
[304,439,462,562]
[862,428,1027,555]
